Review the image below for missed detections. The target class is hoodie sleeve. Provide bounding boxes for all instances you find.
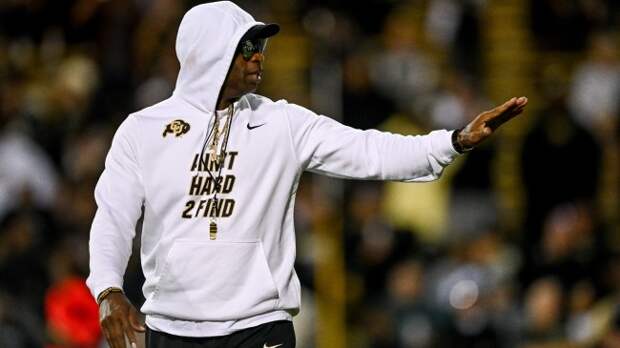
[284,103,460,182]
[86,116,145,300]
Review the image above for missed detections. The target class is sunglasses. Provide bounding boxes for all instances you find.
[237,38,268,60]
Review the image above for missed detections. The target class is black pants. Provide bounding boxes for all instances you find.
[146,320,295,348]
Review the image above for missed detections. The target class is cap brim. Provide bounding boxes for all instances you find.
[240,24,280,42]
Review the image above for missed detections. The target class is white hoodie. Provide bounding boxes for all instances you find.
[87,1,460,338]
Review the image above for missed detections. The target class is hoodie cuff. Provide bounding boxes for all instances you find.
[86,275,124,302]
[431,130,461,163]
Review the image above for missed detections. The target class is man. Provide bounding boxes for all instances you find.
[87,1,527,347]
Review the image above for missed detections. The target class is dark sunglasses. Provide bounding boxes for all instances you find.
[237,38,268,60]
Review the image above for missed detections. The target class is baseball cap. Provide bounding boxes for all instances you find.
[239,23,280,42]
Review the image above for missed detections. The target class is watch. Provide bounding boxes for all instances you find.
[452,128,474,153]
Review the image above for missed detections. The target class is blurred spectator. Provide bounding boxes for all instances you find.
[44,277,101,347]
[0,76,58,216]
[524,204,597,289]
[566,280,598,344]
[0,211,48,347]
[522,277,567,346]
[425,0,485,77]
[342,51,395,130]
[568,32,620,140]
[521,66,602,252]
[0,291,41,348]
[0,124,58,217]
[425,228,521,348]
[40,54,100,161]
[0,210,49,303]
[599,305,620,347]
[61,126,109,183]
[385,259,435,348]
[430,71,487,131]
[369,8,439,119]
[345,183,417,300]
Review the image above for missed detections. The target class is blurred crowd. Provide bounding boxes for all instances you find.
[0,0,619,347]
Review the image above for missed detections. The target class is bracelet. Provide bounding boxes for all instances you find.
[97,287,123,305]
[451,128,474,153]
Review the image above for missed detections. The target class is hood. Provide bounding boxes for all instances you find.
[173,1,263,113]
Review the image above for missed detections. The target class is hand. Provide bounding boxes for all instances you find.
[457,96,528,149]
[99,292,145,348]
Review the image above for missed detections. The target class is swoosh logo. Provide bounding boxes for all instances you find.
[263,344,283,348]
[247,123,266,130]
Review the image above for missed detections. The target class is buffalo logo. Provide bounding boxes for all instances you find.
[163,119,190,138]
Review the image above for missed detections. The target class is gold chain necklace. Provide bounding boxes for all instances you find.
[208,103,234,240]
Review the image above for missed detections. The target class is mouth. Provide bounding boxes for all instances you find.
[247,71,263,83]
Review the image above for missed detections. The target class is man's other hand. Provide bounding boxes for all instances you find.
[99,292,145,348]
[457,96,528,149]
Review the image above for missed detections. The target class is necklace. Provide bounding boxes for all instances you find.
[201,103,234,240]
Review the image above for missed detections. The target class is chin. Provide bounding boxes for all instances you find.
[244,85,259,93]
[233,87,257,99]
[245,76,261,88]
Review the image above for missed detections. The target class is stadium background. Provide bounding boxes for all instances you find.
[0,0,619,347]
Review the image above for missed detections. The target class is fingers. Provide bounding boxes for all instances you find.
[103,321,141,348]
[490,96,528,118]
[483,96,528,131]
[102,316,127,348]
[103,319,141,348]
[494,97,518,115]
[101,308,144,348]
[125,322,139,348]
[511,106,525,117]
[515,96,528,107]
[129,308,146,332]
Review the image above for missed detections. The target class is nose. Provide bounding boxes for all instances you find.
[250,52,264,63]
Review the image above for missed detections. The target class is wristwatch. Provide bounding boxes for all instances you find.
[451,128,474,154]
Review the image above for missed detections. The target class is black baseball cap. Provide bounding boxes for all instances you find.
[240,23,280,42]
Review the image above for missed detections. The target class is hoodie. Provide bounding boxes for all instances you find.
[86,1,460,337]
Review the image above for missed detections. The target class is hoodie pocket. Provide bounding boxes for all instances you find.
[146,239,279,321]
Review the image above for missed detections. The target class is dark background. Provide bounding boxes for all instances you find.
[0,0,619,347]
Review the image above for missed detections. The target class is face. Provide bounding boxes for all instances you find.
[220,39,266,103]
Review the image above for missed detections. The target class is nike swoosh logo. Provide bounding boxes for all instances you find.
[263,344,283,348]
[247,123,266,130]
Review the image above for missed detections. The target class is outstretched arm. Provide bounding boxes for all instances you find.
[284,96,527,182]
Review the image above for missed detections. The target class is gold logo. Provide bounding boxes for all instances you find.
[163,119,190,137]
